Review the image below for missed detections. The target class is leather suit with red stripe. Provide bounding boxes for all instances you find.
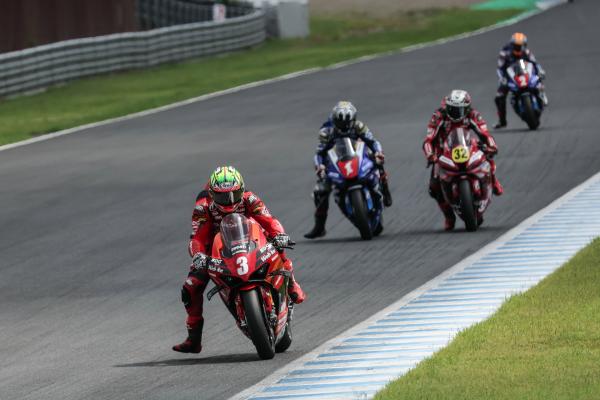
[423,107,500,218]
[182,191,293,332]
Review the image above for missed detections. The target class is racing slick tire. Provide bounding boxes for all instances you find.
[459,180,478,232]
[350,189,373,240]
[522,94,539,130]
[241,289,275,360]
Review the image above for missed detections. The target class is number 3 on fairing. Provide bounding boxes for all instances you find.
[236,256,249,275]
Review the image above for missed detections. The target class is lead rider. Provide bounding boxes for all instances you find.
[304,101,392,239]
[173,166,305,354]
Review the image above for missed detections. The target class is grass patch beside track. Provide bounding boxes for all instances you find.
[0,8,520,146]
[375,238,600,400]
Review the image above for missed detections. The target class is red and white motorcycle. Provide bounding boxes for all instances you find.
[437,127,493,231]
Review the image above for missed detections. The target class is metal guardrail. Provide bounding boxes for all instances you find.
[0,10,265,98]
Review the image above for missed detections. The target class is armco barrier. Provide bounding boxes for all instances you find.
[0,10,265,98]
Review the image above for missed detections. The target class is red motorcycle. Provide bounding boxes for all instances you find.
[204,213,294,359]
[437,127,493,231]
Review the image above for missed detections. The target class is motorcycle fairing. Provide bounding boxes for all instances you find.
[325,138,383,231]
[208,215,290,340]
[507,59,544,117]
[438,128,493,218]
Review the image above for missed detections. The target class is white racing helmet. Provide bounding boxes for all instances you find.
[445,90,472,122]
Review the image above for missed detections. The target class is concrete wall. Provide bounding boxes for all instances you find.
[256,0,309,38]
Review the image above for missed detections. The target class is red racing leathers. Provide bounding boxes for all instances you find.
[423,106,503,227]
[182,191,295,334]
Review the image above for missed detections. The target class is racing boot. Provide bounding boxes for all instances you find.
[288,277,306,304]
[172,321,203,354]
[478,214,484,227]
[492,176,504,196]
[281,258,306,304]
[494,96,507,129]
[539,89,549,106]
[304,215,326,239]
[380,172,393,207]
[374,224,384,236]
[439,202,456,231]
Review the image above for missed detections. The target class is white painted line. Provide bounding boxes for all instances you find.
[232,170,600,400]
[0,2,553,154]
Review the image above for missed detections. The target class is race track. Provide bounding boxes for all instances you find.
[1,1,599,399]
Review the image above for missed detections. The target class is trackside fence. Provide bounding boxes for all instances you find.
[0,10,265,98]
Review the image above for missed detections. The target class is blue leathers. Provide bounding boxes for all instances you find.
[314,118,383,168]
[496,44,545,84]
[304,117,390,239]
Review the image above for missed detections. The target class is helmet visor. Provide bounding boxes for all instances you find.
[334,117,353,132]
[513,44,523,55]
[211,188,243,206]
[447,105,467,121]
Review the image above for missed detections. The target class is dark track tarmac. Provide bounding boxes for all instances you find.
[1,1,599,399]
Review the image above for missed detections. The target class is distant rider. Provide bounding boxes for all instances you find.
[304,101,392,239]
[173,166,305,354]
[423,90,503,231]
[494,32,548,129]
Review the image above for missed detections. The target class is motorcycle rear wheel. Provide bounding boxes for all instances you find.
[522,95,539,130]
[350,189,373,240]
[459,180,478,232]
[241,289,275,360]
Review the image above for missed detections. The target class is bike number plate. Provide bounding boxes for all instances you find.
[452,146,470,163]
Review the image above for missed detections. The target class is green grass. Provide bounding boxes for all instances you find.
[375,238,600,400]
[0,8,521,146]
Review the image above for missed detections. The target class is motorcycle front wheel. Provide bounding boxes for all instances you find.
[349,189,373,240]
[521,95,539,130]
[241,289,275,360]
[459,180,478,232]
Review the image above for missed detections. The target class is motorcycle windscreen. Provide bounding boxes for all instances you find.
[334,137,357,160]
[446,127,478,149]
[508,59,533,78]
[220,214,254,256]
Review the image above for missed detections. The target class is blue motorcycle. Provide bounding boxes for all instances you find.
[325,137,383,240]
[506,59,544,130]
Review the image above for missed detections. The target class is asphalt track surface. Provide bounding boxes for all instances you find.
[1,2,599,399]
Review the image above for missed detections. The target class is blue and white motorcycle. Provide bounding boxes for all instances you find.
[506,59,545,130]
[325,137,383,240]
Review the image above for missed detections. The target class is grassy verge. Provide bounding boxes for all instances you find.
[0,8,521,146]
[375,238,600,400]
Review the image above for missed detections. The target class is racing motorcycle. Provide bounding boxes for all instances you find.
[325,137,383,240]
[506,59,544,130]
[204,213,295,360]
[437,127,493,231]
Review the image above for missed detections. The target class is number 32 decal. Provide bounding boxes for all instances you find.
[236,256,249,275]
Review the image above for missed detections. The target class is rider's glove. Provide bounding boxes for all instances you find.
[375,152,385,165]
[316,164,326,179]
[538,69,546,81]
[192,252,208,270]
[500,77,508,86]
[272,233,291,248]
[426,152,438,163]
[485,146,498,158]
